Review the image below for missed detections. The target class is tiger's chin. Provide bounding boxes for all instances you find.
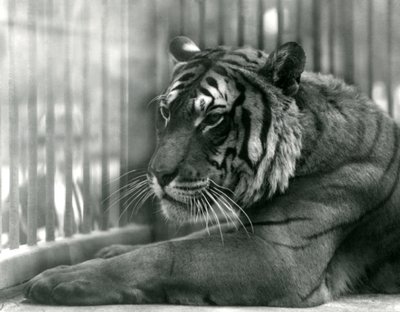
[160,197,196,223]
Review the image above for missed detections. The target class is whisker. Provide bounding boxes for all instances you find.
[107,169,147,185]
[207,189,238,231]
[209,179,235,196]
[147,94,167,108]
[204,191,224,244]
[105,179,148,212]
[205,189,230,226]
[125,185,150,213]
[209,189,248,235]
[103,177,147,205]
[199,193,211,234]
[132,189,154,215]
[210,186,254,234]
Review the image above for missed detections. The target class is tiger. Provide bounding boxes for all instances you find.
[24,36,400,307]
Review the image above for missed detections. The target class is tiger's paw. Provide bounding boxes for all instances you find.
[95,244,141,259]
[24,259,133,305]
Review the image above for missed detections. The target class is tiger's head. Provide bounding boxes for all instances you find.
[148,37,305,223]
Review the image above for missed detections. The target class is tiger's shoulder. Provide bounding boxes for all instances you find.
[293,71,399,177]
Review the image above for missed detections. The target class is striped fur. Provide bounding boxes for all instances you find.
[148,37,400,304]
[25,37,400,307]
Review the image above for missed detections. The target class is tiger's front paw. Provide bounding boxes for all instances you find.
[24,259,133,305]
[95,244,142,259]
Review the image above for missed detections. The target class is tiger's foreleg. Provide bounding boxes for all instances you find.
[24,231,333,306]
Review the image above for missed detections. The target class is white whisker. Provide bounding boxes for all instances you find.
[211,185,254,234]
[204,191,224,244]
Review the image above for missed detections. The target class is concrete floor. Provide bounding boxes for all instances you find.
[2,284,400,312]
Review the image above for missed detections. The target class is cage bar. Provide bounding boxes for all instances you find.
[179,0,185,35]
[218,0,225,45]
[237,0,244,46]
[198,0,205,49]
[27,0,38,246]
[119,0,129,227]
[81,1,92,233]
[63,0,74,237]
[45,0,56,242]
[312,0,321,72]
[257,0,264,50]
[341,0,354,84]
[0,47,2,252]
[101,0,110,230]
[367,0,373,99]
[328,0,335,75]
[276,0,283,47]
[296,0,302,45]
[386,0,393,116]
[8,0,20,249]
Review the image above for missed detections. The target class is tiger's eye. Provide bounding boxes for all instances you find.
[203,113,223,126]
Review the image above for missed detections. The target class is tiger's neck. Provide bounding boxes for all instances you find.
[293,73,380,177]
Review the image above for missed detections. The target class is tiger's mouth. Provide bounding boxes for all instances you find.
[163,179,209,204]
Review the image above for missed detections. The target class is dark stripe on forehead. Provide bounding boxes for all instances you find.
[207,105,225,113]
[212,65,229,78]
[178,73,196,82]
[171,83,186,92]
[219,59,245,67]
[199,86,213,98]
[230,52,260,65]
[206,77,218,90]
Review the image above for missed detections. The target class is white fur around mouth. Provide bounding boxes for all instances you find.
[164,179,209,203]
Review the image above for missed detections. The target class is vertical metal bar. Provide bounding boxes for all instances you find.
[312,0,321,72]
[276,0,283,47]
[296,0,302,44]
[237,0,244,46]
[386,0,393,116]
[342,0,354,84]
[82,1,92,233]
[198,0,205,49]
[179,0,185,35]
[127,0,135,182]
[27,0,38,245]
[367,0,373,99]
[257,0,264,50]
[218,0,225,45]
[119,0,128,227]
[64,0,74,237]
[328,0,335,75]
[0,44,2,252]
[101,0,110,230]
[8,0,19,249]
[45,0,55,242]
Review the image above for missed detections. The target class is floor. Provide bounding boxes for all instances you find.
[1,284,400,312]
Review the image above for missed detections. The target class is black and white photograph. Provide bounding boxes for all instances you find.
[0,0,400,311]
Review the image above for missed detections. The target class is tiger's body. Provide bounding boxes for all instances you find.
[25,38,400,307]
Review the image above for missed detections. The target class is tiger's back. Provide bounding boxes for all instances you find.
[253,71,400,301]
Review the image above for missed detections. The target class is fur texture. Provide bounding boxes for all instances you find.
[24,37,400,307]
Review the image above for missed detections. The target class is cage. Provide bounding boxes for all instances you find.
[0,0,400,310]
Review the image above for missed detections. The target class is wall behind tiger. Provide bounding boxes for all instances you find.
[0,0,399,243]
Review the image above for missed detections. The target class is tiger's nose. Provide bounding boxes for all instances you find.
[151,168,179,188]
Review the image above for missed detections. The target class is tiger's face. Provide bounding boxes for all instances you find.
[148,37,305,223]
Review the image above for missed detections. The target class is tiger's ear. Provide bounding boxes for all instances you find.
[169,36,201,62]
[263,42,306,96]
